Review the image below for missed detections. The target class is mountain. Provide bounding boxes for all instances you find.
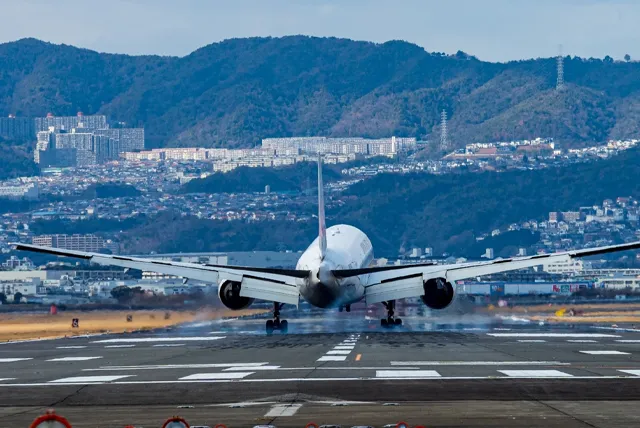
[2,37,640,153]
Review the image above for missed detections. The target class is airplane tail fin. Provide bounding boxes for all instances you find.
[318,154,327,260]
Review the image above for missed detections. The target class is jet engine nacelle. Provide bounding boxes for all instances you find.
[218,280,254,310]
[420,277,455,310]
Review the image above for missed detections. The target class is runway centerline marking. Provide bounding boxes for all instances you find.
[376,370,441,378]
[92,336,226,343]
[517,340,546,343]
[498,370,573,378]
[567,340,598,343]
[49,375,132,383]
[616,340,640,343]
[580,350,630,355]
[104,345,136,348]
[264,404,302,417]
[0,358,32,363]
[390,361,570,366]
[56,346,87,349]
[179,372,254,380]
[84,362,269,371]
[487,333,620,338]
[0,379,15,382]
[223,366,281,371]
[47,356,103,362]
[153,344,185,347]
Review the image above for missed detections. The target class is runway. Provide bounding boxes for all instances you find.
[2,311,640,427]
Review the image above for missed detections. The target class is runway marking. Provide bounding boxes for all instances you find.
[376,370,441,378]
[223,366,281,371]
[498,370,573,378]
[104,345,136,348]
[264,403,302,417]
[47,356,103,362]
[0,379,14,382]
[56,346,87,349]
[517,340,546,343]
[619,370,640,376]
[487,333,620,338]
[493,328,512,331]
[153,344,185,347]
[49,375,132,383]
[334,346,355,350]
[317,356,347,362]
[179,372,254,380]
[580,350,630,355]
[84,363,269,371]
[327,350,352,355]
[0,358,32,363]
[616,340,640,343]
[355,354,362,362]
[567,340,597,343]
[92,336,226,343]
[390,361,570,366]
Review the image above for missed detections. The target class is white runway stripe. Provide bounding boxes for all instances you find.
[390,361,569,366]
[0,379,15,382]
[488,333,620,338]
[317,356,347,362]
[518,340,546,343]
[326,350,352,355]
[179,372,254,380]
[264,404,302,417]
[56,346,87,349]
[92,336,226,343]
[0,358,32,363]
[579,350,630,355]
[619,370,640,376]
[616,340,640,343]
[223,366,280,371]
[334,346,355,350]
[153,344,185,347]
[499,370,573,378]
[377,370,440,378]
[104,345,136,348]
[47,356,103,362]
[567,340,597,343]
[49,375,132,383]
[84,362,269,371]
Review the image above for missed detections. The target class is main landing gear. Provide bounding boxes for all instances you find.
[381,300,402,328]
[338,304,351,313]
[266,302,288,335]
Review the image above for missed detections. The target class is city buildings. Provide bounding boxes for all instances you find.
[31,234,119,254]
[0,115,35,140]
[34,113,107,133]
[0,182,38,199]
[261,136,417,156]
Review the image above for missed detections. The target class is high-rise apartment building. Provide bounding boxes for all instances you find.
[32,234,117,253]
[0,115,35,140]
[34,113,107,133]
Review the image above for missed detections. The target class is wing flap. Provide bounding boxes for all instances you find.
[365,273,424,304]
[240,276,300,306]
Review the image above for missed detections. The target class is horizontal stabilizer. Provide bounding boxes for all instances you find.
[332,262,435,278]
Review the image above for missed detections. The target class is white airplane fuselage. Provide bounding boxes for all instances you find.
[295,224,373,308]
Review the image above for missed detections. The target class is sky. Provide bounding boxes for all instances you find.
[1,0,639,62]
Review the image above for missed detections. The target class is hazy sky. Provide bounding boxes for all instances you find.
[1,0,639,62]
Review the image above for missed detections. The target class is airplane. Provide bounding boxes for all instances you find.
[13,156,640,334]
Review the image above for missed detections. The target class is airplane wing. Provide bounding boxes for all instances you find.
[12,243,307,306]
[333,241,640,304]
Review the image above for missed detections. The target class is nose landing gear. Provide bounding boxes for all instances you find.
[266,302,288,335]
[381,300,402,328]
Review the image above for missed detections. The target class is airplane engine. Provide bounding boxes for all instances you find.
[420,277,455,310]
[218,280,254,310]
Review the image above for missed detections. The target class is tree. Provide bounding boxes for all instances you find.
[0,292,6,304]
[110,286,143,304]
[13,292,23,304]
[604,55,614,64]
[625,54,631,62]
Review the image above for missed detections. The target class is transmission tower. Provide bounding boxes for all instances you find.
[556,45,564,91]
[440,109,449,151]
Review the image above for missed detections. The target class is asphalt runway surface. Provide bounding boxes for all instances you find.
[2,308,640,427]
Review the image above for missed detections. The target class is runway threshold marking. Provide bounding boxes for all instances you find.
[264,403,303,417]
[47,356,103,362]
[498,370,573,378]
[390,361,570,366]
[0,358,32,363]
[179,372,255,380]
[317,334,360,362]
[376,370,441,378]
[318,355,347,362]
[619,370,640,376]
[49,375,133,383]
[92,336,226,343]
[579,351,630,355]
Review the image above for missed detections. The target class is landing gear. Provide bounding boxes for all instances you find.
[339,305,351,313]
[346,304,351,313]
[266,302,288,335]
[381,300,402,328]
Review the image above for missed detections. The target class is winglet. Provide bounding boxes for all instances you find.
[318,154,327,260]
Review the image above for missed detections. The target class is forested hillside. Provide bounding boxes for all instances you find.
[2,37,640,151]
